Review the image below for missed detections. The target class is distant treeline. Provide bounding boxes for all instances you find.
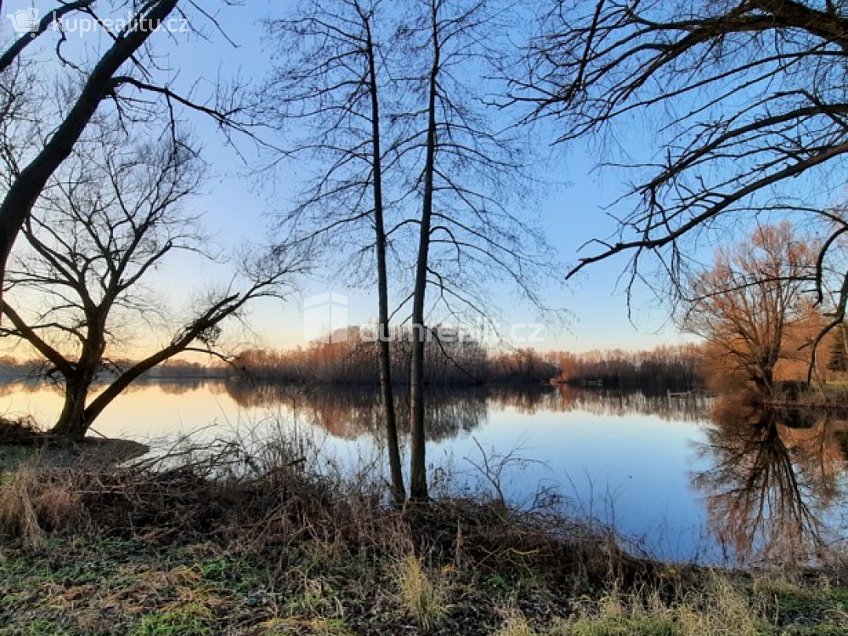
[141,359,229,380]
[0,338,706,391]
[234,327,558,385]
[555,344,704,393]
[0,357,229,382]
[0,357,33,380]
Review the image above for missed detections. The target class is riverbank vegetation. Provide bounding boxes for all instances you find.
[548,223,848,408]
[2,432,848,635]
[555,345,703,393]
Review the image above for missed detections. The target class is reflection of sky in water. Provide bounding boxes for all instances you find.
[428,405,715,563]
[2,381,843,566]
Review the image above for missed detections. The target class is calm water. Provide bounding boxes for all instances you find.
[2,380,847,566]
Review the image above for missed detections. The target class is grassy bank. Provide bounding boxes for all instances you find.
[1,435,847,635]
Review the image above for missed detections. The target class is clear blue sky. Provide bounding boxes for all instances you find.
[2,0,699,353]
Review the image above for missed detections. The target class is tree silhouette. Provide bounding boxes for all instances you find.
[517,0,848,350]
[1,124,301,439]
[265,0,553,502]
[0,1,253,306]
[263,0,407,503]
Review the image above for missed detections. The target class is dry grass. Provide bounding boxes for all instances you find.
[0,454,88,546]
[0,436,650,592]
[0,435,671,634]
[0,464,45,545]
[493,609,539,636]
[395,554,449,629]
[574,576,762,635]
[259,616,354,635]
[33,483,85,531]
[3,433,844,634]
[490,573,766,636]
[676,573,765,635]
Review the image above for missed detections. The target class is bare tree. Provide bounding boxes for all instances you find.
[680,223,816,394]
[1,125,301,439]
[0,0,252,302]
[263,0,406,503]
[516,0,848,341]
[266,0,554,502]
[398,0,553,500]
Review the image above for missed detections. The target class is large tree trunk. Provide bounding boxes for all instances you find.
[47,302,238,439]
[365,19,405,504]
[50,375,90,440]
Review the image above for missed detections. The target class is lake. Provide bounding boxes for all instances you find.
[2,379,847,566]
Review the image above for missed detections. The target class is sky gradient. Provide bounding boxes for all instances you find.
[1,0,699,354]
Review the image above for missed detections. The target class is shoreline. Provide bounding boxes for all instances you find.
[2,437,847,634]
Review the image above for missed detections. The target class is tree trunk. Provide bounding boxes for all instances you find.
[409,316,429,500]
[378,322,405,502]
[365,18,406,504]
[753,357,775,396]
[762,365,774,394]
[50,375,90,440]
[409,8,440,502]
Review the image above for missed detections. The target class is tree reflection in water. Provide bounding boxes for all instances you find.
[692,397,848,564]
[221,380,495,442]
[219,380,715,439]
[10,376,845,564]
[551,386,713,422]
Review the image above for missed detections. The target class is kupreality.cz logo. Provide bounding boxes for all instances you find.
[6,5,39,35]
[4,2,191,38]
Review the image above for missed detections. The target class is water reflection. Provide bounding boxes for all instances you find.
[0,377,211,398]
[220,381,845,565]
[221,380,490,441]
[7,377,848,566]
[219,380,715,442]
[0,378,715,433]
[692,398,848,564]
[551,386,713,422]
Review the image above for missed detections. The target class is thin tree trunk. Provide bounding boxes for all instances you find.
[365,14,406,504]
[409,5,440,502]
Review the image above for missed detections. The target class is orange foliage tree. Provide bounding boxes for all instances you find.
[681,223,817,394]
